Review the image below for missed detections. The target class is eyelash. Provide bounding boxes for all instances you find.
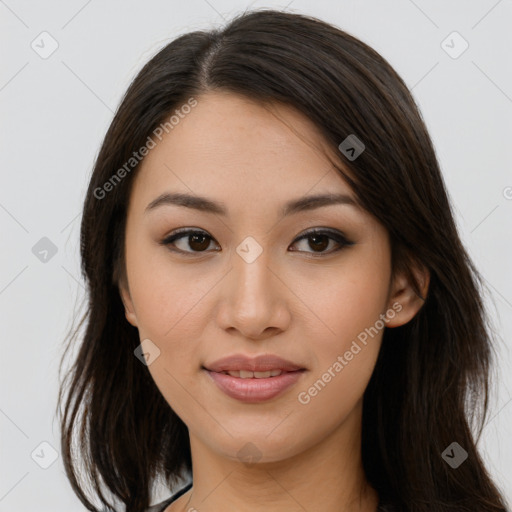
[160,228,354,257]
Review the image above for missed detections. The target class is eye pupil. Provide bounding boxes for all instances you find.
[190,233,210,251]
[309,234,329,252]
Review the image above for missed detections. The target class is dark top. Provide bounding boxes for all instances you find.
[147,482,396,512]
[146,482,193,512]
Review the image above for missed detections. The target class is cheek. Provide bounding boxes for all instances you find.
[294,248,390,402]
[125,237,212,339]
[293,288,386,430]
[299,247,391,346]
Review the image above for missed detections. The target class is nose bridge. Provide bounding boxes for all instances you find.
[231,242,274,310]
[216,238,290,338]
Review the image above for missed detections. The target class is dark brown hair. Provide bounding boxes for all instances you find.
[57,8,509,512]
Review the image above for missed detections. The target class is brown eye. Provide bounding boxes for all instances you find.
[289,229,354,255]
[161,229,218,254]
[187,232,211,251]
[306,233,330,252]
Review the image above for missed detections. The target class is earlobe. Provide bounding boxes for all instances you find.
[385,263,430,328]
[118,283,138,327]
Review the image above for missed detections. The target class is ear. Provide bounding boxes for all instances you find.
[385,261,430,328]
[118,280,138,327]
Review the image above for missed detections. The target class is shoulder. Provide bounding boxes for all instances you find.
[145,482,193,512]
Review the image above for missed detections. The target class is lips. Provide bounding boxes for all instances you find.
[204,353,305,373]
[203,353,306,403]
[219,369,284,378]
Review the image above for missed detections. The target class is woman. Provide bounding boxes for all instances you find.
[57,9,510,512]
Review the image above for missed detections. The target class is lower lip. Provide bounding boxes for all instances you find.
[205,369,305,403]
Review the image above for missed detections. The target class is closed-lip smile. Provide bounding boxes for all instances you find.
[203,353,307,403]
[204,353,305,373]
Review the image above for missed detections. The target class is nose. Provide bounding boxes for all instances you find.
[215,248,291,341]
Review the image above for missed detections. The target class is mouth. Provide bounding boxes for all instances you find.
[213,369,288,378]
[202,367,306,403]
[203,353,305,373]
[202,353,307,403]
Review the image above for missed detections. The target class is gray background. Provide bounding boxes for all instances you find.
[1,0,511,510]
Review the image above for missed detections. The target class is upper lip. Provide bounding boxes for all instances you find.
[204,354,305,373]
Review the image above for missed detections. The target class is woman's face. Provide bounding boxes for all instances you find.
[119,91,419,464]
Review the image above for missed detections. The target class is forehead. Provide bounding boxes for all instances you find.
[131,91,354,210]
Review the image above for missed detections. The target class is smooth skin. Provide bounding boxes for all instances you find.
[119,91,429,512]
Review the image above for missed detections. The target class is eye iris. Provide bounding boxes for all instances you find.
[189,233,210,251]
[308,234,329,252]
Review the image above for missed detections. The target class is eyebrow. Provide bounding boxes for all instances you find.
[145,192,359,217]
